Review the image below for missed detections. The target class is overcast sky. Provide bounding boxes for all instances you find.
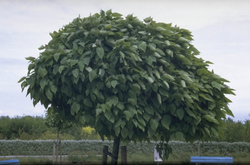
[0,0,249,121]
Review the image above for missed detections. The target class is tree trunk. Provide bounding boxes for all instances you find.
[111,136,120,165]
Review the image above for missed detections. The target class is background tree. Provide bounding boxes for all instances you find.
[19,10,235,162]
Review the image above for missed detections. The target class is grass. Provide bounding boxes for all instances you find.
[1,152,250,164]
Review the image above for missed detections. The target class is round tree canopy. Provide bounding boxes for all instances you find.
[19,10,235,145]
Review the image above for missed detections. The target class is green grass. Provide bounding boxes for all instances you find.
[1,152,250,164]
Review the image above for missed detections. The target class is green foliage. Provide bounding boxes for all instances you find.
[0,116,84,140]
[0,116,48,140]
[18,10,235,160]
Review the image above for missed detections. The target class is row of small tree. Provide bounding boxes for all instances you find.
[0,115,82,140]
[1,115,250,142]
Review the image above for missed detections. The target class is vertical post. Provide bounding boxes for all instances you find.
[198,140,200,156]
[56,128,59,163]
[196,140,200,165]
[102,145,108,165]
[60,139,62,164]
[121,146,127,165]
[53,139,55,164]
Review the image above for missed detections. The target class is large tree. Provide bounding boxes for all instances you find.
[19,10,235,162]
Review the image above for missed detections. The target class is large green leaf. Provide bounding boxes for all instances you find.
[96,47,104,59]
[104,110,112,120]
[54,53,61,62]
[38,68,47,78]
[121,127,129,139]
[111,80,118,88]
[211,81,221,91]
[138,42,147,52]
[203,115,219,124]
[108,96,119,106]
[72,69,79,78]
[131,83,141,94]
[150,119,159,131]
[89,70,97,82]
[84,98,92,107]
[71,102,80,115]
[145,106,154,115]
[78,61,85,72]
[176,108,184,120]
[161,115,171,130]
[45,89,53,101]
[147,127,155,138]
[124,111,131,121]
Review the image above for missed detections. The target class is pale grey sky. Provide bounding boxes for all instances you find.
[0,0,249,121]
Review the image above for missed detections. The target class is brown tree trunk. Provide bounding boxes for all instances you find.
[111,136,120,165]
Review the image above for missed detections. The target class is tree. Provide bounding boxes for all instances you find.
[19,10,235,162]
[45,109,77,163]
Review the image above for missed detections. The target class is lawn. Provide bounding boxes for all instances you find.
[1,152,250,164]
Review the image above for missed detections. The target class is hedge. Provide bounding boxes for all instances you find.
[0,140,250,156]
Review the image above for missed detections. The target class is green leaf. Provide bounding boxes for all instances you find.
[109,96,119,106]
[25,56,35,61]
[211,81,221,91]
[176,132,183,139]
[131,83,141,94]
[38,45,45,50]
[157,93,162,104]
[145,106,154,115]
[204,127,210,136]
[45,89,53,101]
[104,110,112,120]
[176,108,184,120]
[18,76,26,83]
[147,127,155,138]
[71,102,80,115]
[58,66,65,74]
[83,57,90,65]
[54,53,61,62]
[159,87,169,97]
[161,115,171,130]
[185,107,197,119]
[50,84,57,94]
[38,68,47,78]
[180,80,186,88]
[117,102,124,110]
[89,70,97,82]
[150,119,159,131]
[78,61,85,72]
[84,98,92,107]
[72,69,79,78]
[143,113,151,122]
[203,115,219,124]
[128,98,137,106]
[96,47,104,59]
[111,80,118,88]
[166,49,173,57]
[114,127,120,137]
[211,127,218,136]
[199,93,214,102]
[79,115,86,124]
[124,111,131,121]
[40,79,47,90]
[70,60,78,67]
[121,127,129,139]
[96,109,102,116]
[138,42,147,52]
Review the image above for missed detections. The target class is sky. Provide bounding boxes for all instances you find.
[0,0,249,121]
